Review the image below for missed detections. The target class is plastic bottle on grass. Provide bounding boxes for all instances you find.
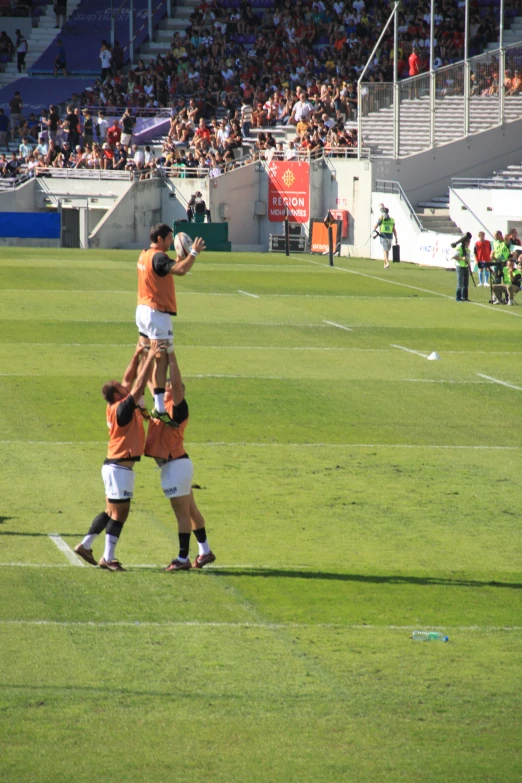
[412,631,449,642]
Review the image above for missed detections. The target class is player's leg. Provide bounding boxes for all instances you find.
[74,510,110,565]
[161,458,195,571]
[98,465,134,571]
[135,304,176,424]
[190,490,216,568]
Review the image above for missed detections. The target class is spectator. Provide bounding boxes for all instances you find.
[54,0,67,28]
[15,29,28,74]
[82,109,94,147]
[102,142,114,170]
[111,39,125,71]
[240,99,253,138]
[0,108,9,148]
[18,136,31,161]
[5,152,20,178]
[9,90,23,140]
[99,41,112,81]
[43,104,60,142]
[54,38,67,77]
[121,107,136,147]
[64,104,80,148]
[113,141,127,170]
[96,109,108,143]
[106,118,122,149]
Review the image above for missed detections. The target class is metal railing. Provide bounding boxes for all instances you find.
[450,187,495,237]
[358,40,522,159]
[452,176,522,189]
[374,180,424,231]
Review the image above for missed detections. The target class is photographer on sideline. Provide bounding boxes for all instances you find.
[492,257,522,306]
[373,204,397,269]
[490,230,511,302]
[187,191,211,224]
[452,234,472,302]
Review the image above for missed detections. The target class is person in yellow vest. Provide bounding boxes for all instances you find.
[452,235,472,302]
[490,230,512,302]
[136,223,205,426]
[374,205,398,268]
[74,340,160,571]
[145,348,216,571]
[492,257,522,305]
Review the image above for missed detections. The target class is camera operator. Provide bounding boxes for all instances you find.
[489,230,511,301]
[187,190,211,223]
[452,234,472,302]
[492,257,522,306]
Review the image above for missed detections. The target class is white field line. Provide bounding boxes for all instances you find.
[390,344,429,358]
[237,290,260,298]
[476,373,522,391]
[0,441,519,450]
[324,320,352,331]
[3,288,432,300]
[0,344,388,352]
[0,563,70,568]
[48,534,85,567]
[294,255,522,318]
[1,619,520,632]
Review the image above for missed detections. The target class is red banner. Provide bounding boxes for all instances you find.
[268,161,310,223]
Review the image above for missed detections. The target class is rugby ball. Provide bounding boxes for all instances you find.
[174,232,193,259]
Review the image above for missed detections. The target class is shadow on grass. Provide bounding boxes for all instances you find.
[211,569,522,590]
[0,531,84,537]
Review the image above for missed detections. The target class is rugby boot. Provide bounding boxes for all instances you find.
[99,558,126,572]
[151,408,179,428]
[164,558,192,572]
[193,552,216,569]
[74,543,97,566]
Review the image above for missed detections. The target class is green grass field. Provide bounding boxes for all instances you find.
[1,248,521,782]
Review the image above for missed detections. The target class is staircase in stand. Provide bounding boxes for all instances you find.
[137,0,198,60]
[416,193,462,235]
[0,0,82,88]
[362,95,522,157]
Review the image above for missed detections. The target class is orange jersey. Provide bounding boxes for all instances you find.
[137,248,177,314]
[145,398,188,461]
[106,395,146,460]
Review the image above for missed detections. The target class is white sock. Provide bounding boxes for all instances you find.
[81,534,97,549]
[198,540,211,556]
[154,393,166,413]
[138,395,146,408]
[176,555,189,562]
[103,534,119,562]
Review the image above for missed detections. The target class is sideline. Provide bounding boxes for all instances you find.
[293,255,522,318]
[48,534,85,567]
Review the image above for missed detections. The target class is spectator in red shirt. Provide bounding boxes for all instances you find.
[194,118,211,151]
[474,231,492,286]
[409,47,420,77]
[106,119,122,149]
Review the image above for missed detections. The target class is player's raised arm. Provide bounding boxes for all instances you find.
[121,340,148,391]
[171,237,206,276]
[129,339,160,404]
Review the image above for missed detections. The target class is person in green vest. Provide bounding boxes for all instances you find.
[489,230,512,302]
[452,235,472,302]
[374,204,398,269]
[492,257,522,305]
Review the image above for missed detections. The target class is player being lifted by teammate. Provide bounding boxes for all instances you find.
[136,223,205,426]
[145,347,216,571]
[74,340,160,571]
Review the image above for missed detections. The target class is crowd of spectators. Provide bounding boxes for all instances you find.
[4,0,522,177]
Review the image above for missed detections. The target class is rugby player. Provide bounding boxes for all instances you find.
[145,348,216,571]
[136,222,205,426]
[74,340,160,571]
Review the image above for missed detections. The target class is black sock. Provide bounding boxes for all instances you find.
[192,527,207,544]
[153,387,165,395]
[106,518,124,539]
[178,532,190,559]
[88,511,110,536]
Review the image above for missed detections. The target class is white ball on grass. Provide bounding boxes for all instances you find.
[174,232,193,259]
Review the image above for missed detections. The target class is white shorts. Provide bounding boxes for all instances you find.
[102,463,135,501]
[380,237,393,252]
[121,133,132,146]
[136,304,174,342]
[160,457,194,498]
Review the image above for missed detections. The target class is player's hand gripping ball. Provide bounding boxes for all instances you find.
[174,232,193,259]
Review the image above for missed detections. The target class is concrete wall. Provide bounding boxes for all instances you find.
[161,176,209,227]
[0,177,36,211]
[374,119,522,206]
[209,162,262,248]
[327,158,373,257]
[449,187,522,239]
[89,178,162,249]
